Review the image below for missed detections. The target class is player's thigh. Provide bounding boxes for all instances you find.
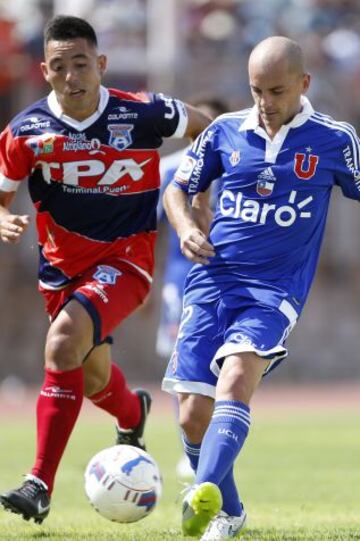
[217,351,270,403]
[42,262,150,347]
[163,301,221,398]
[73,262,150,345]
[211,302,296,379]
[83,342,112,396]
[45,298,95,370]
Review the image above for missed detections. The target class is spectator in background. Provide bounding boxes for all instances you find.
[0,12,27,126]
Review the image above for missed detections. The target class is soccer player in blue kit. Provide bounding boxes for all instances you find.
[162,36,360,540]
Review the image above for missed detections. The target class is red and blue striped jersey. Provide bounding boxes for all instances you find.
[0,86,188,288]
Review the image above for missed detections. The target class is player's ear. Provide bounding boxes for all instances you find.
[40,62,50,83]
[302,73,311,94]
[98,55,107,76]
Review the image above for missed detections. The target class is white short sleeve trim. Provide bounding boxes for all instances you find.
[171,100,188,138]
[38,280,68,291]
[0,173,24,192]
[210,343,288,377]
[161,377,216,399]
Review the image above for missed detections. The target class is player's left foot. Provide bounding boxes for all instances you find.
[0,475,50,524]
[200,509,247,540]
[182,482,223,537]
[115,388,152,450]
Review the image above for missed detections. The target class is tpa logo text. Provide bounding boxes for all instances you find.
[220,190,313,227]
[37,158,152,186]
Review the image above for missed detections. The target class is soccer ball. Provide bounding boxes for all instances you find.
[84,444,162,523]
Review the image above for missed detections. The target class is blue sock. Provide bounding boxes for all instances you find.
[220,467,243,516]
[182,430,244,516]
[182,434,200,473]
[196,400,250,484]
[195,400,250,513]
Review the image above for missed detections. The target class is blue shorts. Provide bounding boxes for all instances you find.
[162,292,298,399]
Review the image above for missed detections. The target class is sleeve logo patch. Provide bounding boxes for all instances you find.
[175,155,197,185]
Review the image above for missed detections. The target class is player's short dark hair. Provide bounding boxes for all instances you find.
[44,15,98,47]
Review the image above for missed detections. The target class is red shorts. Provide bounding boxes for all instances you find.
[40,260,151,345]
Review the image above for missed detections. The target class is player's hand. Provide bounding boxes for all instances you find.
[180,228,215,265]
[0,214,30,244]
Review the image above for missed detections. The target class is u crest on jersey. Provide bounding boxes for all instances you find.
[293,152,319,180]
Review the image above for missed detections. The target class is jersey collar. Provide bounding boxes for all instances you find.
[238,95,314,135]
[47,85,110,130]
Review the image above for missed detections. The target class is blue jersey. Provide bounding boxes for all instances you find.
[173,97,360,314]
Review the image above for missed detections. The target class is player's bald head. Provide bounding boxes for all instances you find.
[249,36,305,77]
[248,36,310,138]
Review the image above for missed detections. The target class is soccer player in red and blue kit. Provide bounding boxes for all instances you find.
[162,36,360,540]
[0,15,210,523]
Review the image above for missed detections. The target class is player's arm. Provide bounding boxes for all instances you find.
[163,183,215,265]
[183,104,212,140]
[191,190,213,237]
[164,120,222,264]
[153,94,211,142]
[0,190,30,244]
[0,124,33,244]
[333,126,360,201]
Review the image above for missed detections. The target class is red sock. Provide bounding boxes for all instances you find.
[31,367,84,495]
[89,363,140,429]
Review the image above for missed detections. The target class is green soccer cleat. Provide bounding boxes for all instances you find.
[182,482,223,537]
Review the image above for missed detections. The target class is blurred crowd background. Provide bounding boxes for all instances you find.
[0,0,360,392]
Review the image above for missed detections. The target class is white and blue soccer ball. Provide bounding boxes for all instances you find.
[84,444,162,523]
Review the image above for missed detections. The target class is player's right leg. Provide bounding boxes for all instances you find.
[179,392,246,538]
[178,393,222,536]
[75,263,152,451]
[0,300,94,523]
[191,300,295,538]
[162,300,243,536]
[83,343,152,450]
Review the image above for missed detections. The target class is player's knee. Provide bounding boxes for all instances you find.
[218,360,255,402]
[45,332,83,371]
[180,414,207,443]
[179,395,213,443]
[221,367,246,391]
[83,369,109,397]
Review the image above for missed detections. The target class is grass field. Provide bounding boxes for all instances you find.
[1,390,360,540]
